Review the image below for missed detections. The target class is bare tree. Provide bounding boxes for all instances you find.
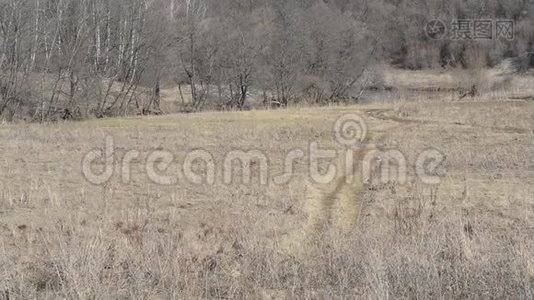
[0,0,34,120]
[175,0,211,110]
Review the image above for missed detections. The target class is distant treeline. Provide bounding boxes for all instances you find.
[0,0,532,120]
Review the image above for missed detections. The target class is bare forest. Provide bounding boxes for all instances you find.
[0,0,532,120]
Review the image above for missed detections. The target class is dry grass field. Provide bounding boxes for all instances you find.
[2,0,534,297]
[1,91,534,298]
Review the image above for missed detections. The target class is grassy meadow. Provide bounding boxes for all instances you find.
[0,95,533,298]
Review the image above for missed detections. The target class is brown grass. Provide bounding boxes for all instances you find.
[1,84,534,298]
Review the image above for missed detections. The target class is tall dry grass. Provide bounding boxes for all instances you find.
[0,101,533,299]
